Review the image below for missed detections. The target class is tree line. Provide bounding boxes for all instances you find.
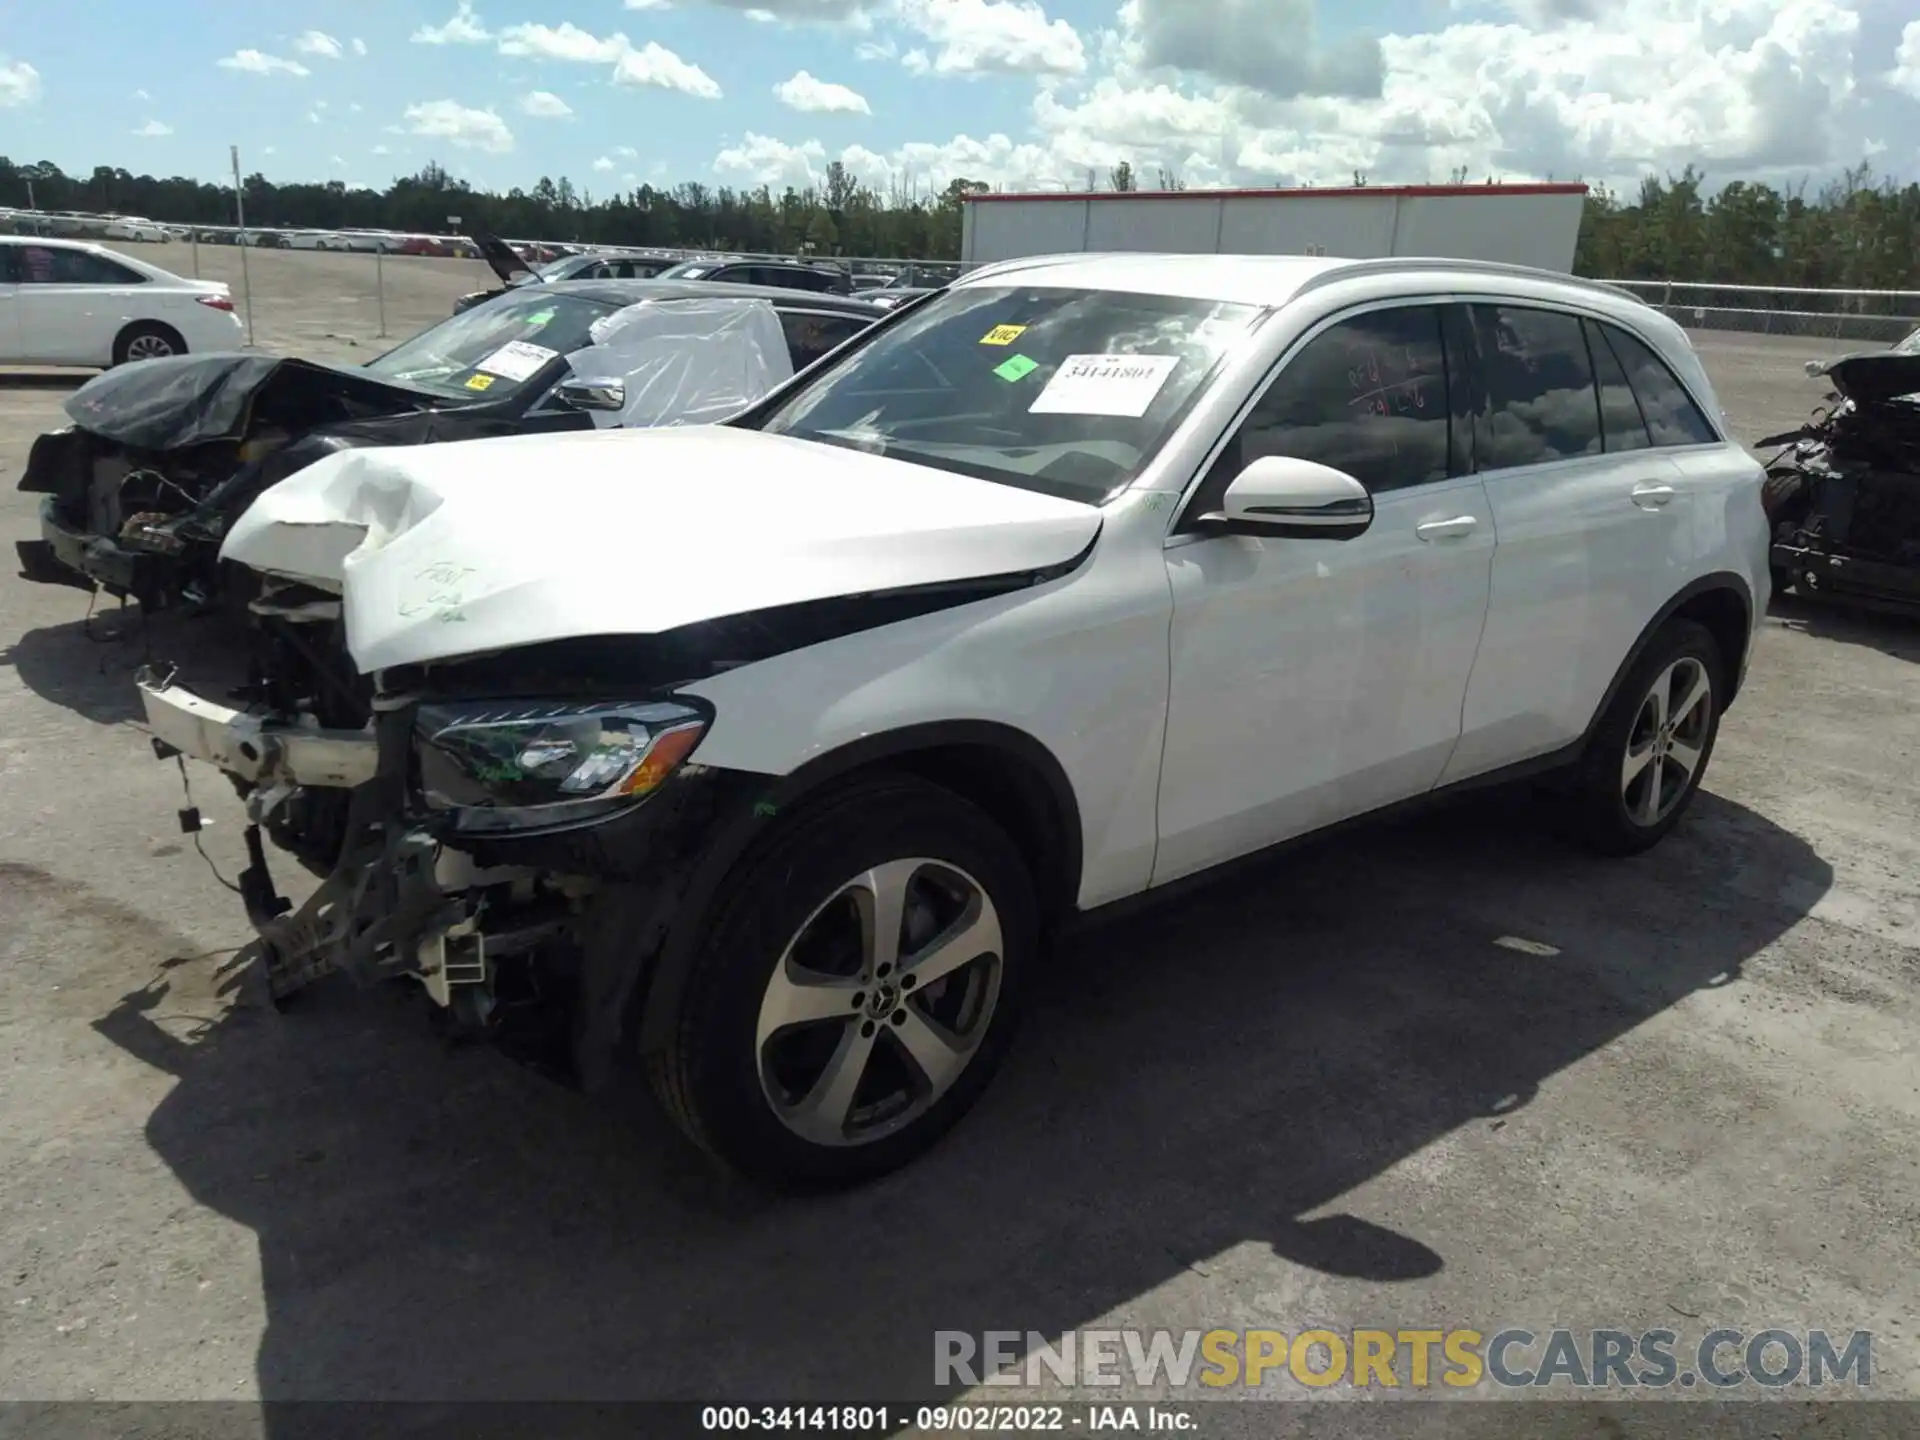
[4,154,1918,288]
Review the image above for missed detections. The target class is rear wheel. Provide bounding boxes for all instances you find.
[1564,619,1723,856]
[112,321,185,366]
[647,775,1036,1189]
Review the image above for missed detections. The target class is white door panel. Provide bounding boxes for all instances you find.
[1155,473,1495,885]
[1442,453,1689,782]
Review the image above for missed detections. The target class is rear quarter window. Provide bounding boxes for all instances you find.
[1598,323,1720,447]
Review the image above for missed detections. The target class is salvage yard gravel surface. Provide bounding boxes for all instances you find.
[0,257,1916,1418]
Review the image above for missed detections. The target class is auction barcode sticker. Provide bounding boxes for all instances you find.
[1028,353,1180,417]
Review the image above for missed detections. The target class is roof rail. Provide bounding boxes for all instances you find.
[1295,256,1645,305]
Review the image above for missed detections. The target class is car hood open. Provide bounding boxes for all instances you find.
[220,424,1104,674]
[1806,350,1920,405]
[62,352,454,451]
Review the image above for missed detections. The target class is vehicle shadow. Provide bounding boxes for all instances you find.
[84,785,1829,1411]
[1768,590,1920,662]
[0,607,249,727]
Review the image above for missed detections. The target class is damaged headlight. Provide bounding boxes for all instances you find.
[414,698,709,834]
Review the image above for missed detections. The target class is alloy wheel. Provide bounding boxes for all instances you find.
[754,858,1004,1148]
[125,333,177,362]
[1621,656,1713,827]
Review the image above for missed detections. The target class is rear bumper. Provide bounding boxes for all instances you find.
[1772,540,1920,611]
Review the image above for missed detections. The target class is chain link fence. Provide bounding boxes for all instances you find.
[1595,280,1920,346]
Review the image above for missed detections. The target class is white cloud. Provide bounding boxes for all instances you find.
[520,89,574,117]
[714,132,829,187]
[0,58,40,107]
[625,0,671,7]
[352,37,368,56]
[497,22,632,62]
[330,154,348,167]
[593,155,616,171]
[746,9,777,19]
[854,38,895,61]
[216,49,310,76]
[893,0,1085,77]
[373,143,391,155]
[350,101,363,112]
[774,70,872,114]
[308,108,324,123]
[412,3,490,45]
[402,98,515,152]
[832,0,1874,196]
[132,87,151,101]
[613,42,723,97]
[294,30,344,60]
[132,119,172,137]
[700,0,865,18]
[615,144,639,158]
[1889,21,1920,99]
[1128,0,1379,97]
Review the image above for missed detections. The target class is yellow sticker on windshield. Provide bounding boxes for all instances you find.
[980,324,1027,345]
[464,373,496,391]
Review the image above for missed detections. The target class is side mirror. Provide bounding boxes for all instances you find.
[1196,455,1374,540]
[1804,359,1829,378]
[551,378,626,413]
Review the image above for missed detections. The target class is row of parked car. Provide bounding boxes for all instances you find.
[18,244,1861,1191]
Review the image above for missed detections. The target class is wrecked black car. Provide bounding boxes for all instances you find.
[1761,345,1920,611]
[15,279,888,612]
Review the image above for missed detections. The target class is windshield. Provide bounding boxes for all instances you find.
[751,286,1262,502]
[1895,326,1920,356]
[660,261,717,280]
[534,256,578,280]
[364,291,613,397]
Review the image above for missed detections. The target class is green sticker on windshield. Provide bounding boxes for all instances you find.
[525,308,556,328]
[993,353,1039,383]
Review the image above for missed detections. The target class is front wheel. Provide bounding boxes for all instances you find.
[647,775,1036,1189]
[1564,619,1724,856]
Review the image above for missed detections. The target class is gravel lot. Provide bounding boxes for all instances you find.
[0,250,1916,1424]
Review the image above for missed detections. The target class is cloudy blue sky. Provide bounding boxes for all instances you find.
[3,0,1919,198]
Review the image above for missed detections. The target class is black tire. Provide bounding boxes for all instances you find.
[1564,619,1724,856]
[646,773,1037,1189]
[112,321,185,366]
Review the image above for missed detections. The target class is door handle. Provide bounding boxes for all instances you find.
[1631,483,1675,509]
[1415,516,1478,541]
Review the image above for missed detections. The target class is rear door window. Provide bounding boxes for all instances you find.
[1470,304,1603,469]
[1584,318,1651,452]
[1597,323,1719,447]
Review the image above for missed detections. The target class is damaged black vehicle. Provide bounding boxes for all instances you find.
[15,279,887,613]
[1760,337,1920,611]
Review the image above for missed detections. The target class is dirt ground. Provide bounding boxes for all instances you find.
[0,252,1916,1428]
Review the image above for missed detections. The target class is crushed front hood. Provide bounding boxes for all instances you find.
[62,353,452,451]
[1808,350,1920,405]
[221,425,1103,674]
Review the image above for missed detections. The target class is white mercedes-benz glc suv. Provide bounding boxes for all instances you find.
[138,252,1770,1187]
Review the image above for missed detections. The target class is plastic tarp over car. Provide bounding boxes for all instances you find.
[59,353,439,451]
[561,297,794,430]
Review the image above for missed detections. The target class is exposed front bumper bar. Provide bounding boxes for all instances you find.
[1772,540,1920,611]
[36,496,157,598]
[138,677,379,789]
